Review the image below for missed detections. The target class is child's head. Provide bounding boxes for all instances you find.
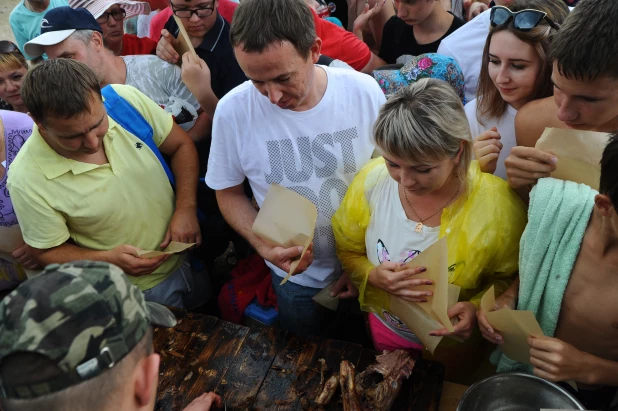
[550,0,618,130]
[476,0,568,123]
[374,78,472,196]
[393,0,442,27]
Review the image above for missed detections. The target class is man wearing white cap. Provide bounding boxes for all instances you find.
[24,7,217,141]
[70,0,158,56]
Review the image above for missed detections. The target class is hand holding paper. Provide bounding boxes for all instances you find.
[535,127,610,190]
[387,238,462,354]
[480,285,544,364]
[251,184,318,285]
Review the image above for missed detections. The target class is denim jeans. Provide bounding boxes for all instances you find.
[143,262,211,309]
[270,271,327,337]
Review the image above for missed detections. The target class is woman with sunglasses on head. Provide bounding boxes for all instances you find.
[70,0,158,56]
[333,78,526,382]
[0,42,29,114]
[464,0,568,179]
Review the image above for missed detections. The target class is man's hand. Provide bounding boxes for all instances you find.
[11,242,41,270]
[477,291,517,344]
[467,1,488,20]
[156,29,180,64]
[183,392,223,411]
[181,53,218,117]
[330,272,359,299]
[259,243,314,275]
[528,336,593,384]
[368,262,432,302]
[473,127,503,174]
[504,146,557,189]
[353,0,386,40]
[160,208,202,248]
[430,301,478,340]
[106,244,170,276]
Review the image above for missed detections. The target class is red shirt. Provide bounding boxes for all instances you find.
[312,8,371,71]
[122,34,157,56]
[149,1,237,42]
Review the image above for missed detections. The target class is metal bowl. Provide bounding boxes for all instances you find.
[456,373,585,411]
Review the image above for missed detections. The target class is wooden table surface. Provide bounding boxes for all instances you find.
[154,310,445,411]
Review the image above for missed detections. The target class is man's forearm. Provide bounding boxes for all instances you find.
[34,242,111,267]
[216,188,269,255]
[170,140,199,211]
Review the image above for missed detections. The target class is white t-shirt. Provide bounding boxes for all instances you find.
[206,66,386,288]
[464,98,517,180]
[122,55,200,112]
[437,9,491,103]
[365,173,439,343]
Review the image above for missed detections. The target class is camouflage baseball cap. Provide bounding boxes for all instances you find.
[0,261,177,400]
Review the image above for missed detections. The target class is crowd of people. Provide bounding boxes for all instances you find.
[1,0,617,409]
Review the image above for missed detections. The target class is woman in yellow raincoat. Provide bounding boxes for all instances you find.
[332,78,527,379]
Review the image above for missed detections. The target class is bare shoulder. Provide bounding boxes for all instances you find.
[514,97,564,147]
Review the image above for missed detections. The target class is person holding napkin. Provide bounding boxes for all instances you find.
[332,78,526,381]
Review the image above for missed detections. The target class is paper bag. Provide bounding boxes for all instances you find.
[403,238,454,333]
[137,241,195,259]
[0,225,24,262]
[481,285,544,364]
[251,184,318,285]
[535,127,610,190]
[389,283,461,354]
[312,280,340,311]
[172,16,200,67]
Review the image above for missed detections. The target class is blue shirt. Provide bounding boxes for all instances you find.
[9,0,69,60]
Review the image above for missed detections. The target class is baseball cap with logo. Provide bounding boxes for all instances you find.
[24,7,103,59]
[0,261,177,400]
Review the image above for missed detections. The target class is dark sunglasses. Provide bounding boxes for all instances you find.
[490,6,560,31]
[0,41,20,55]
[96,8,127,24]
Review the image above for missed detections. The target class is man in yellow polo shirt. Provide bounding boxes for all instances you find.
[7,59,202,309]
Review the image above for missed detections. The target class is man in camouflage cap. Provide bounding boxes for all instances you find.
[0,261,222,411]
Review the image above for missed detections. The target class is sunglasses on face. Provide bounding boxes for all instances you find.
[490,6,560,31]
[96,8,127,24]
[0,41,19,55]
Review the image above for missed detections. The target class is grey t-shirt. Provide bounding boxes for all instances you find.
[122,55,200,112]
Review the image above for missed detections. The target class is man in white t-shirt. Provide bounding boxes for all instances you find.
[206,0,385,336]
[24,6,215,142]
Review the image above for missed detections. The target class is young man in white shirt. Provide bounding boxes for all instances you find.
[206,0,386,336]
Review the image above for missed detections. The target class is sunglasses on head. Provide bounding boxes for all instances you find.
[490,6,560,31]
[0,41,19,55]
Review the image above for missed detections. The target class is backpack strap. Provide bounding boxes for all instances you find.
[101,85,175,186]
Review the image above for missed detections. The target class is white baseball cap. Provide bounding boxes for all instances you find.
[69,0,150,19]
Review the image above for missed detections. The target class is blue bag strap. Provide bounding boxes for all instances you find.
[101,85,175,186]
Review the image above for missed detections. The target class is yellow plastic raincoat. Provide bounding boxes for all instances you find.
[332,158,527,315]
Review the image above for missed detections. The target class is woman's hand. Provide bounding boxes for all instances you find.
[476,291,517,344]
[430,301,478,340]
[368,262,433,302]
[473,127,503,174]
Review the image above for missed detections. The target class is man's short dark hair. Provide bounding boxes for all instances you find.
[550,0,618,81]
[1,328,153,411]
[600,133,618,209]
[230,0,316,59]
[21,58,102,124]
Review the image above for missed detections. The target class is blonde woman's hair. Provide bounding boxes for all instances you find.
[373,78,472,185]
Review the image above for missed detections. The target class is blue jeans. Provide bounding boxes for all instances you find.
[143,262,212,309]
[270,272,327,337]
